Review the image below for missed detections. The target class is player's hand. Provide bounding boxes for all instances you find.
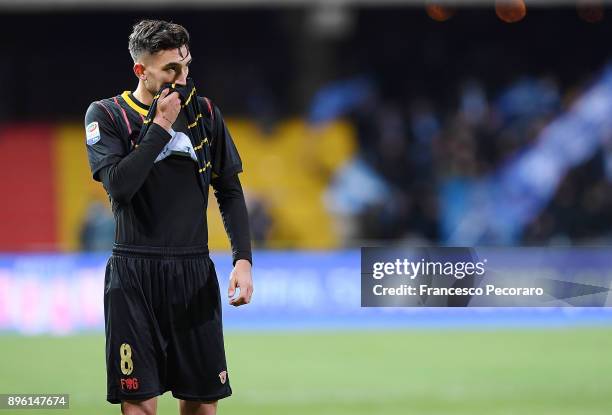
[228,259,253,307]
[153,88,181,132]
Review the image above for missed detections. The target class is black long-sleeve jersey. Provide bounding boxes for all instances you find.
[84,90,252,265]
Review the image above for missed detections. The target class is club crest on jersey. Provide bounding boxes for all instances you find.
[218,370,227,384]
[86,121,101,145]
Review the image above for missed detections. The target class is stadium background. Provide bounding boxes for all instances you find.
[1,1,612,414]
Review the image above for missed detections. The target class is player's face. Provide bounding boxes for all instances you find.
[140,45,192,94]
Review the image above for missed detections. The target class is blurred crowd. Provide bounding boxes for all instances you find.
[322,71,612,247]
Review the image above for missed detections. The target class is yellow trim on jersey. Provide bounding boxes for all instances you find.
[188,113,203,128]
[198,161,212,173]
[121,91,149,116]
[194,137,208,151]
[183,87,196,107]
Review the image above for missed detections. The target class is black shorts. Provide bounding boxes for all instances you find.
[104,244,232,404]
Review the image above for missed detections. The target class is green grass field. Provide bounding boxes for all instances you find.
[1,328,611,414]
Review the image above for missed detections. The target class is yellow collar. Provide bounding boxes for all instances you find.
[121,91,148,116]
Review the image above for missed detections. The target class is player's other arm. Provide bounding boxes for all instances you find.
[212,173,254,307]
[209,101,253,306]
[212,173,253,266]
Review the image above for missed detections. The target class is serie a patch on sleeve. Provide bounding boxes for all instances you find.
[86,121,101,145]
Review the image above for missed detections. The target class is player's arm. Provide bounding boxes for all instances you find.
[211,173,252,266]
[209,100,253,306]
[91,89,180,204]
[212,173,254,307]
[98,124,169,205]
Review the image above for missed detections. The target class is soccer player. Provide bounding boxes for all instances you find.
[84,20,253,415]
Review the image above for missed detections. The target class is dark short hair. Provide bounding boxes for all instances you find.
[128,19,190,62]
